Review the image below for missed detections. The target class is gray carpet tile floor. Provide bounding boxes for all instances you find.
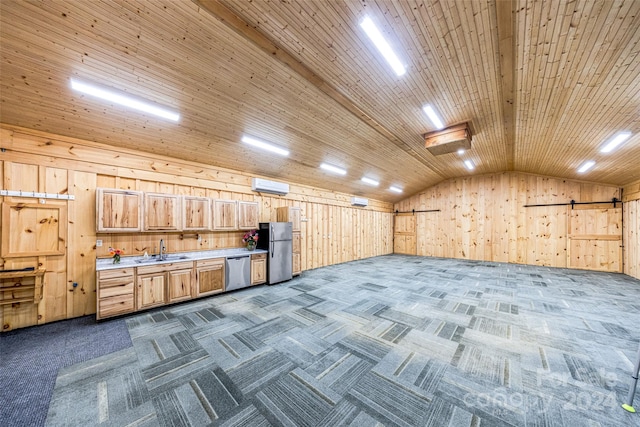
[4,254,640,426]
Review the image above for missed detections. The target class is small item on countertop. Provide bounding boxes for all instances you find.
[143,251,149,260]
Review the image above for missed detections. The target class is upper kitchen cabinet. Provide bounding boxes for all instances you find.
[96,188,143,232]
[183,196,212,231]
[238,201,259,230]
[213,200,238,230]
[276,206,301,232]
[144,193,181,231]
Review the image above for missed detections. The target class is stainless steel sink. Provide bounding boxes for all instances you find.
[134,255,190,264]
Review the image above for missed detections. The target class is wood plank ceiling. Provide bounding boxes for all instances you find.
[1,0,639,202]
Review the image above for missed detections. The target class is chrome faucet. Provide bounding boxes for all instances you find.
[159,239,166,260]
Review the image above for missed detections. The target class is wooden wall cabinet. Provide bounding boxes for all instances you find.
[183,196,211,230]
[196,258,225,297]
[96,267,135,320]
[96,188,143,232]
[276,206,302,275]
[213,200,238,230]
[251,253,266,285]
[144,193,181,231]
[238,201,259,230]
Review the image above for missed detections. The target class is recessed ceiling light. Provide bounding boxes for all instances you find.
[241,135,289,156]
[600,132,632,153]
[320,163,347,175]
[457,148,465,155]
[577,160,595,173]
[464,159,475,170]
[361,177,380,186]
[422,105,445,129]
[360,16,406,77]
[70,78,180,121]
[389,186,403,193]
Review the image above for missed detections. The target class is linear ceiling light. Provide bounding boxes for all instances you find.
[70,78,180,122]
[600,132,632,153]
[389,186,403,193]
[241,135,289,156]
[360,16,406,76]
[577,160,595,173]
[422,105,445,129]
[464,159,475,170]
[361,177,380,186]
[320,163,347,175]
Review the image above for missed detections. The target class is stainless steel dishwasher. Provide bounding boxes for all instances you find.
[225,254,251,291]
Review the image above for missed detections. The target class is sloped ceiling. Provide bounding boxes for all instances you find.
[1,0,639,202]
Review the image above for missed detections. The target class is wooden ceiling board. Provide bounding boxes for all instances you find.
[1,0,639,203]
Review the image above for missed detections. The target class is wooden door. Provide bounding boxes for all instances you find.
[96,188,142,232]
[238,201,259,230]
[196,259,225,296]
[137,273,166,309]
[394,214,417,255]
[567,204,622,272]
[144,193,181,231]
[213,200,238,230]
[183,196,211,230]
[168,268,193,302]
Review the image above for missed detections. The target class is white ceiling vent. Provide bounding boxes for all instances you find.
[351,196,369,207]
[251,178,289,195]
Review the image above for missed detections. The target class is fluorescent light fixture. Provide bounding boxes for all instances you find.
[360,16,406,76]
[241,135,289,156]
[600,132,632,153]
[457,148,466,155]
[361,177,380,186]
[70,79,180,121]
[577,160,595,173]
[422,105,445,129]
[464,159,475,170]
[320,163,347,175]
[389,186,403,193]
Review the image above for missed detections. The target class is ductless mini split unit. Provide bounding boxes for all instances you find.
[351,197,369,207]
[251,178,289,195]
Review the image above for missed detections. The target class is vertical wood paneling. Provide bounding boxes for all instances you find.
[0,128,393,331]
[396,172,623,271]
[623,180,640,279]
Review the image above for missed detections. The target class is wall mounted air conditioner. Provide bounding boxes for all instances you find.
[351,197,369,207]
[251,178,289,195]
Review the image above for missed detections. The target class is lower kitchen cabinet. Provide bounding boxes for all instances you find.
[137,261,193,310]
[196,258,225,297]
[251,253,266,285]
[97,268,135,320]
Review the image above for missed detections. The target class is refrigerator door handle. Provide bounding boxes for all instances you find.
[271,240,274,258]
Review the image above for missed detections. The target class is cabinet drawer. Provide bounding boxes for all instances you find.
[98,268,134,280]
[99,280,134,298]
[251,253,266,261]
[196,258,225,268]
[136,261,193,275]
[99,294,135,318]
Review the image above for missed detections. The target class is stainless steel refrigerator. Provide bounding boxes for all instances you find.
[257,222,293,285]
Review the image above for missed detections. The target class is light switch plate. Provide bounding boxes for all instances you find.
[96,240,103,247]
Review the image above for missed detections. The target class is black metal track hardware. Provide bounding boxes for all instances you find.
[394,209,441,215]
[523,198,621,209]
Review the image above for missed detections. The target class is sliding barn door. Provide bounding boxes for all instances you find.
[394,214,417,255]
[567,204,622,272]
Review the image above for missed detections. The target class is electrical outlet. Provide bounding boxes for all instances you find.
[96,240,103,247]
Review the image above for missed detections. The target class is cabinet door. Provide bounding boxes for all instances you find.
[183,196,211,230]
[276,206,301,232]
[238,201,259,230]
[96,188,143,232]
[168,269,193,302]
[251,254,266,285]
[213,200,238,230]
[145,193,181,231]
[196,259,225,296]
[137,273,166,309]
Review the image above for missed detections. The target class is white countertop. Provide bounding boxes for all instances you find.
[96,248,267,271]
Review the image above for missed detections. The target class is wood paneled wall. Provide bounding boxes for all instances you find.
[394,172,625,271]
[623,180,640,280]
[0,125,393,331]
